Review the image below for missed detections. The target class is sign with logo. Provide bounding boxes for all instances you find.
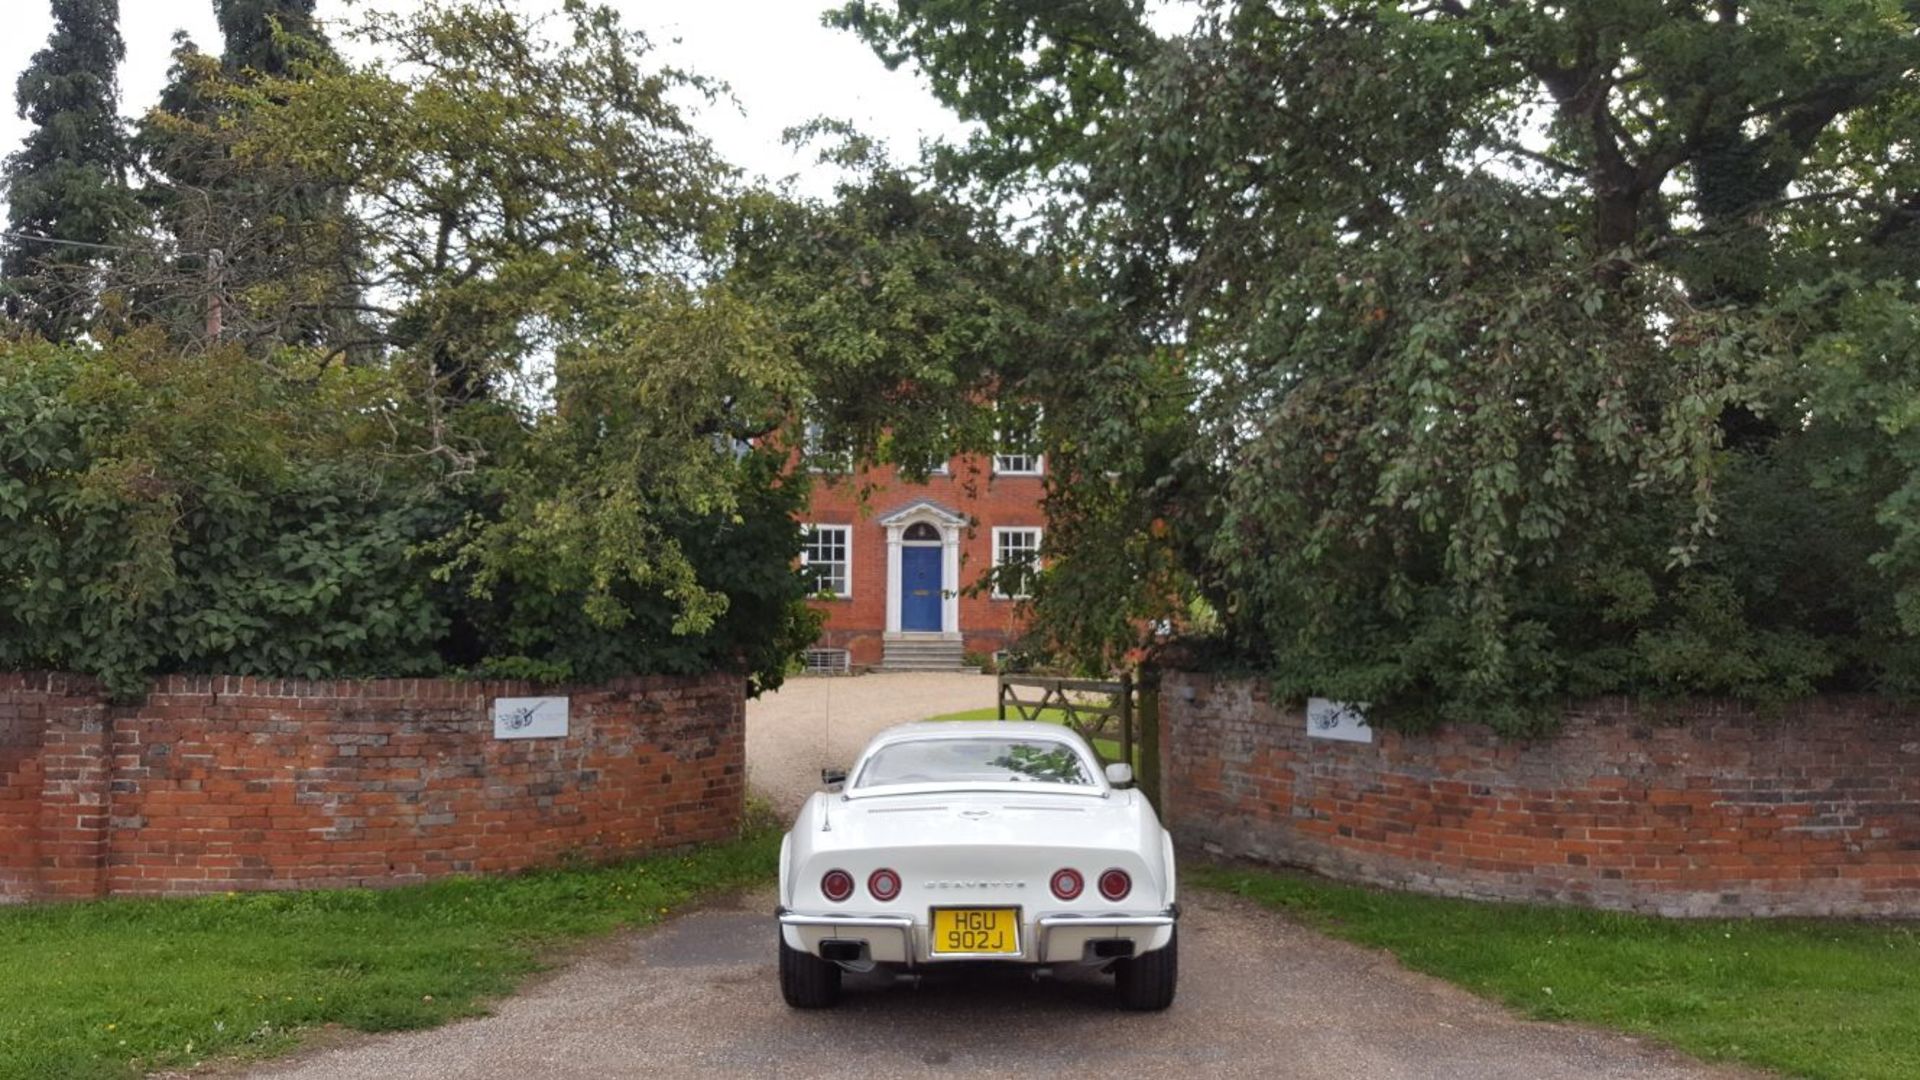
[1306,698,1372,744]
[492,696,569,740]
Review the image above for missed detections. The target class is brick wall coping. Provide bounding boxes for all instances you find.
[0,670,721,699]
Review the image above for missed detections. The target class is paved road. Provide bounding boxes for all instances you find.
[746,673,999,814]
[244,885,1754,1080]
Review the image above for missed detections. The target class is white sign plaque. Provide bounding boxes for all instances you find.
[493,696,569,740]
[1307,698,1372,744]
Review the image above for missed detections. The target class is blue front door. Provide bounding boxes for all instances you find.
[901,546,943,631]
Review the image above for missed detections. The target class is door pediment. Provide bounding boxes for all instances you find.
[877,499,970,529]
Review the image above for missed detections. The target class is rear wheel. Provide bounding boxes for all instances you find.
[1115,927,1178,1011]
[778,927,842,1008]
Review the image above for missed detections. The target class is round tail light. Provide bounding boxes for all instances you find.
[1050,868,1084,901]
[868,868,901,902]
[1098,868,1132,901]
[821,869,854,902]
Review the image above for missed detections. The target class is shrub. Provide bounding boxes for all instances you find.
[0,336,817,696]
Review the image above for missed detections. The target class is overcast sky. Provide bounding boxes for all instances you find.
[0,0,976,203]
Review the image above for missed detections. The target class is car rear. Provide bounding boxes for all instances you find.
[777,722,1180,1010]
[779,792,1175,967]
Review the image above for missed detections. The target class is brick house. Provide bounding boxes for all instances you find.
[798,429,1046,672]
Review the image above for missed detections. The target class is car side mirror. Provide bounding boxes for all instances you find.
[822,767,847,791]
[1104,763,1134,788]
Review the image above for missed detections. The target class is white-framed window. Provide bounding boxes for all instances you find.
[990,526,1043,599]
[803,420,853,474]
[894,437,950,477]
[993,403,1044,476]
[801,524,852,598]
[711,431,753,460]
[896,451,949,477]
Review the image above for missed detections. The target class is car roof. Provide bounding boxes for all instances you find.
[869,720,1090,744]
[846,721,1107,797]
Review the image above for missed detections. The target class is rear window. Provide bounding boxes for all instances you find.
[855,737,1094,788]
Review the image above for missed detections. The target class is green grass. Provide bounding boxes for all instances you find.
[0,828,780,1080]
[928,705,1130,763]
[1194,863,1920,1080]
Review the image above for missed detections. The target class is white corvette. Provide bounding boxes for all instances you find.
[776,721,1178,1010]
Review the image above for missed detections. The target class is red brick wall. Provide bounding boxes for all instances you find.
[804,456,1044,666]
[0,674,110,901]
[0,672,743,902]
[0,676,53,898]
[1162,673,1920,916]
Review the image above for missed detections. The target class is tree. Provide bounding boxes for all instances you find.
[216,0,335,78]
[2,0,137,342]
[203,1,734,386]
[128,1,356,351]
[190,0,818,686]
[728,127,1063,478]
[725,129,1188,673]
[837,1,1920,727]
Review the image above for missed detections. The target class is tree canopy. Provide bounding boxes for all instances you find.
[2,0,136,341]
[216,0,336,77]
[727,127,1068,481]
[838,0,1920,729]
[0,0,1039,697]
[14,0,1920,725]
[132,0,357,350]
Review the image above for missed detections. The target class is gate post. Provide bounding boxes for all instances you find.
[1137,670,1162,813]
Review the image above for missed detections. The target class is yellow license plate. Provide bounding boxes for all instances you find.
[931,908,1021,956]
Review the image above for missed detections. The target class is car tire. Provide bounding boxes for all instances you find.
[778,927,843,1008]
[1114,927,1178,1011]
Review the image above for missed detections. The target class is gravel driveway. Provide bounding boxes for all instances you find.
[237,674,1756,1080]
[244,886,1753,1080]
[746,673,998,814]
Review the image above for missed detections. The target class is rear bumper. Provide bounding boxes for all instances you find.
[778,911,916,965]
[777,905,1177,967]
[1035,911,1176,963]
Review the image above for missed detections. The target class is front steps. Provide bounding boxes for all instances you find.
[877,636,972,672]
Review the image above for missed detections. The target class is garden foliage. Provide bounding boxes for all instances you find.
[0,338,450,694]
[0,331,820,698]
[838,0,1920,729]
[22,0,1920,727]
[0,3,842,696]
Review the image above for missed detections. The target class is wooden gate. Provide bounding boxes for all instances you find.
[997,674,1130,759]
[995,673,1155,783]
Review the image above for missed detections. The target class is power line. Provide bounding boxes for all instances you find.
[0,230,144,255]
[2,229,228,339]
